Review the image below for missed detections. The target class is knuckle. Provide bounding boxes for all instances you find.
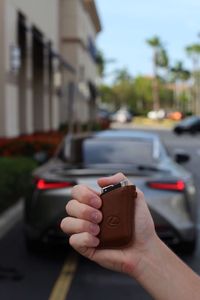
[81,220,88,232]
[137,189,144,198]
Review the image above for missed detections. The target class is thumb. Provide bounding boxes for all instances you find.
[97,172,131,188]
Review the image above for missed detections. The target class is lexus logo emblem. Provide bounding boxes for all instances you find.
[106,216,120,227]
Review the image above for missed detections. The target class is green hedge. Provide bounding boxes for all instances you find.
[0,157,37,214]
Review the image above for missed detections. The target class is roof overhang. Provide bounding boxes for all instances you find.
[83,0,102,33]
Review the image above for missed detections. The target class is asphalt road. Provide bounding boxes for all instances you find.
[0,128,200,300]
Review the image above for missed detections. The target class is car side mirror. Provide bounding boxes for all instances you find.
[174,150,190,164]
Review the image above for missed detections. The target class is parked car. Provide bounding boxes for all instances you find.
[24,130,197,253]
[167,111,183,121]
[111,109,133,123]
[173,116,200,135]
[147,109,165,120]
[96,108,111,129]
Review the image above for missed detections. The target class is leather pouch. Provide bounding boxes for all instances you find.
[98,185,137,249]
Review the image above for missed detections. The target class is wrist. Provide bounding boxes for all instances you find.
[129,233,163,281]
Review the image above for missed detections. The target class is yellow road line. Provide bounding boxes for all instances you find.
[48,251,79,300]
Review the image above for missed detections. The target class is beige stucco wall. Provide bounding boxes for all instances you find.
[60,0,79,71]
[77,0,97,81]
[60,0,98,79]
[5,0,60,75]
[60,0,99,124]
[3,0,60,136]
[6,0,59,48]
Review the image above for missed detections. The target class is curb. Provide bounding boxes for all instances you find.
[132,125,171,131]
[0,199,24,239]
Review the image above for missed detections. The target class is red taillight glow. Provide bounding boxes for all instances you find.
[37,179,74,190]
[147,180,185,191]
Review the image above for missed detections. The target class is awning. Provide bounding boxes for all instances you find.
[50,49,76,74]
[88,80,98,99]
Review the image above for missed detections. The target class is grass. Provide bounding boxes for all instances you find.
[133,117,178,129]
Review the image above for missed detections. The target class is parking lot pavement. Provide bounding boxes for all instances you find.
[0,222,66,300]
[67,257,154,300]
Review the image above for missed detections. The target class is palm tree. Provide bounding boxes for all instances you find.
[114,68,132,83]
[185,43,200,114]
[170,61,190,111]
[96,49,116,79]
[146,36,169,110]
[96,50,105,78]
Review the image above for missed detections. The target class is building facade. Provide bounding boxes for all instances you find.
[60,0,101,128]
[0,0,101,137]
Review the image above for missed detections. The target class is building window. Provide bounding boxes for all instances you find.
[88,37,97,62]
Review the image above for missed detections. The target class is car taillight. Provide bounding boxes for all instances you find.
[36,179,75,190]
[147,180,185,191]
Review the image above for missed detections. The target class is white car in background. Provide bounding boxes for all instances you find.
[112,108,133,123]
[147,109,165,120]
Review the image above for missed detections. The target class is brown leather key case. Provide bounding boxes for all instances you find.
[98,183,137,249]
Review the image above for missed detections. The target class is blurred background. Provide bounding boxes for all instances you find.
[0,0,200,299]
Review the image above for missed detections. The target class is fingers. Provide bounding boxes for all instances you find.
[97,172,132,188]
[66,200,102,223]
[61,217,100,236]
[72,184,101,209]
[69,232,100,252]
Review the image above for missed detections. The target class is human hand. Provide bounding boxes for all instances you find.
[60,173,157,278]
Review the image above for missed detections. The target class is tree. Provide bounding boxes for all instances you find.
[133,75,173,113]
[96,50,105,78]
[114,68,132,83]
[96,49,116,79]
[133,76,153,112]
[146,36,169,110]
[146,36,162,110]
[99,68,135,110]
[170,61,190,111]
[99,84,117,105]
[185,43,200,114]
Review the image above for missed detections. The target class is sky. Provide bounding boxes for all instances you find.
[96,0,200,82]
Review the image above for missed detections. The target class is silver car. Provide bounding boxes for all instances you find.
[24,130,197,253]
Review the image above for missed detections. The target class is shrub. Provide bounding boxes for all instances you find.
[0,132,64,159]
[0,157,37,213]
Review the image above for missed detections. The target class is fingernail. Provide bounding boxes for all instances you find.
[94,237,100,247]
[90,197,101,208]
[91,211,101,223]
[90,224,100,235]
[92,237,100,247]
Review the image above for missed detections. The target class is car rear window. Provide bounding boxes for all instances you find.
[82,139,154,165]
